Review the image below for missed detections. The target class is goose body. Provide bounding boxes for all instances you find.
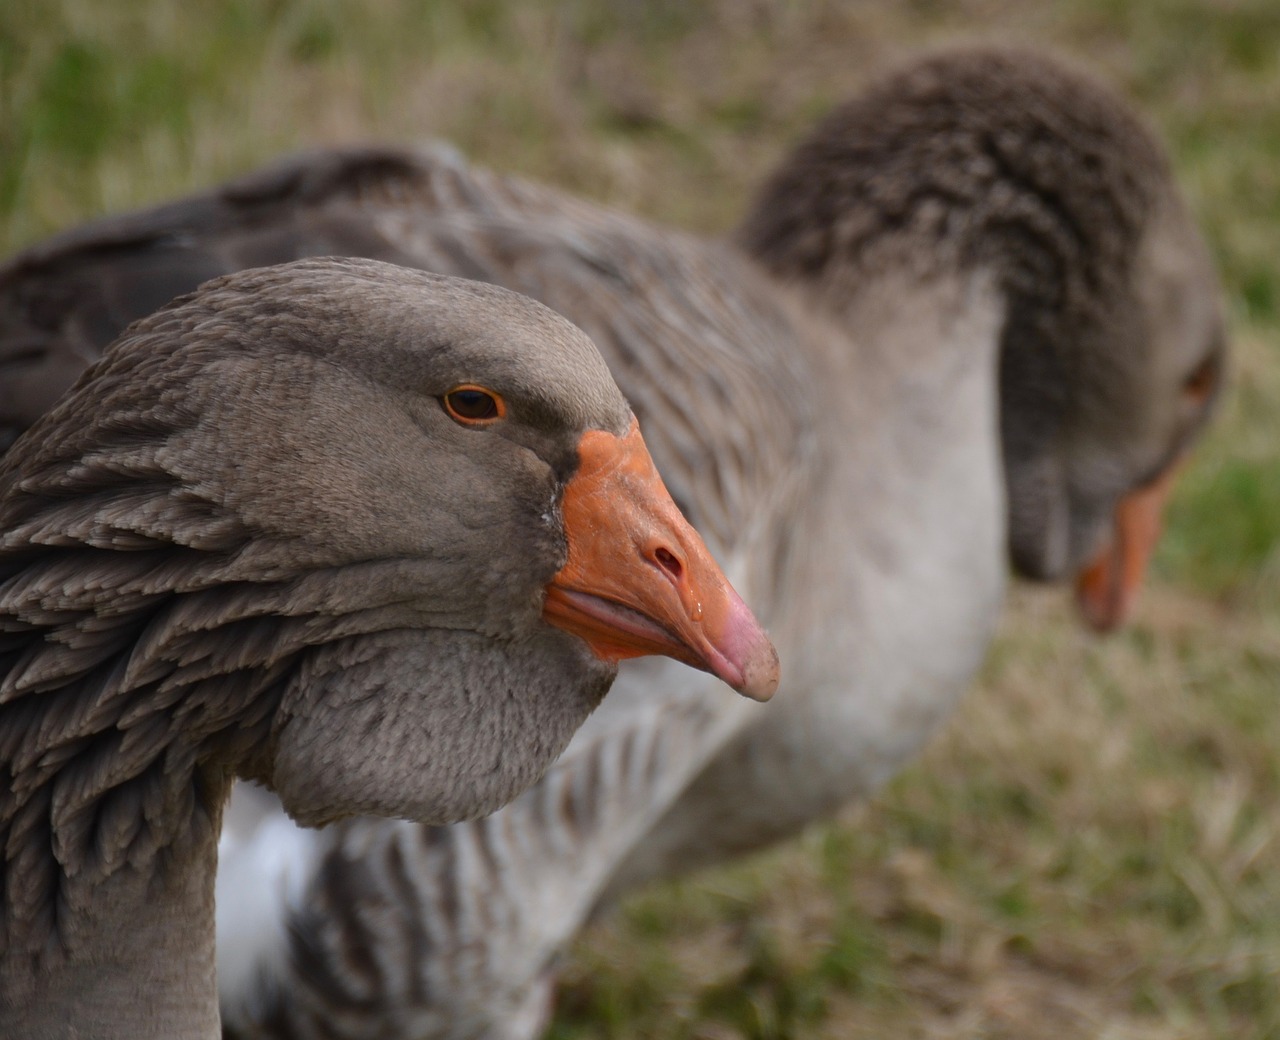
[0,47,1223,1039]
[0,258,775,1039]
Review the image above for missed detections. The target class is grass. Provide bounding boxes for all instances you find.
[3,1,1278,1036]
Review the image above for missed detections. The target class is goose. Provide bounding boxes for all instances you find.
[0,45,1223,1040]
[0,256,777,1040]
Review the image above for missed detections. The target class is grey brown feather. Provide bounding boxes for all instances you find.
[0,46,1224,1040]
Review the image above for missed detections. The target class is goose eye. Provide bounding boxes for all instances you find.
[1183,356,1217,405]
[444,385,505,425]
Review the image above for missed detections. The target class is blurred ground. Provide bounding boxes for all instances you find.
[2,2,1278,1036]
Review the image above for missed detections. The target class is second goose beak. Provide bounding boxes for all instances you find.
[1074,459,1182,632]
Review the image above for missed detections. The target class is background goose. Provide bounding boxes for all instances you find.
[0,45,1224,1039]
[0,257,775,1039]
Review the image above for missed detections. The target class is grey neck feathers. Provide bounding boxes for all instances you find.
[0,484,349,958]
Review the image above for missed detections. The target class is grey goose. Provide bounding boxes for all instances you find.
[0,46,1223,1040]
[0,258,776,1039]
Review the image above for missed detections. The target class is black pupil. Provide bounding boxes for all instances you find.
[449,389,498,420]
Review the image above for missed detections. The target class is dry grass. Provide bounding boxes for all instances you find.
[3,1,1278,1036]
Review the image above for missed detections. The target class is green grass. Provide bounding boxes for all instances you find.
[3,1,1279,1036]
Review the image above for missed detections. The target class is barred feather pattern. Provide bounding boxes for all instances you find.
[0,423,246,948]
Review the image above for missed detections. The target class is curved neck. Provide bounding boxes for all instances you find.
[1,789,225,1039]
[778,265,1010,656]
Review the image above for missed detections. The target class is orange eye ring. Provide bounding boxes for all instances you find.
[443,385,506,425]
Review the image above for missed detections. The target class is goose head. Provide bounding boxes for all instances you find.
[739,46,1225,630]
[0,258,778,913]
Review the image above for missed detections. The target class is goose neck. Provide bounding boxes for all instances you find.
[1,776,225,1039]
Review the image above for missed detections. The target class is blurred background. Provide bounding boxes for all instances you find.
[3,1,1277,1036]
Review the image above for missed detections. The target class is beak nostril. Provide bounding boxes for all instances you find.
[653,546,684,582]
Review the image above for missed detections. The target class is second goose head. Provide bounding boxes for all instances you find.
[740,46,1225,630]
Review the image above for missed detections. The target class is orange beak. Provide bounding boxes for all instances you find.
[1074,459,1183,633]
[542,418,779,702]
